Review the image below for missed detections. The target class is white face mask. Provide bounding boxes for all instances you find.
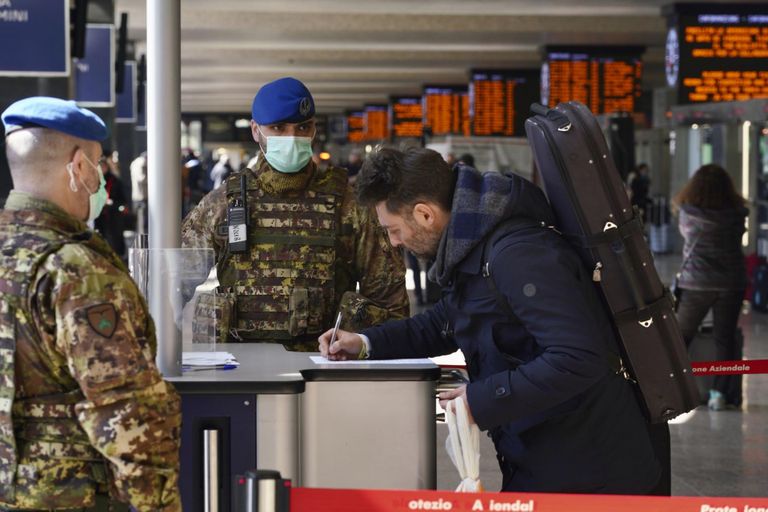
[258,128,314,173]
[66,153,108,222]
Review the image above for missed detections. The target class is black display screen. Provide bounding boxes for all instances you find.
[668,4,768,104]
[542,46,643,114]
[470,69,540,136]
[390,96,423,139]
[422,85,470,136]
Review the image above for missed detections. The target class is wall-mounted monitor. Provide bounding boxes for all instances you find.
[389,96,423,139]
[470,69,540,136]
[664,2,768,104]
[541,46,644,114]
[422,85,470,137]
[347,111,364,144]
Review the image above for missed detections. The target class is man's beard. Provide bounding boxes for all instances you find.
[405,221,441,261]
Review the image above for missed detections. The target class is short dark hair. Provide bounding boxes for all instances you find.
[458,153,475,167]
[673,163,746,210]
[356,147,455,213]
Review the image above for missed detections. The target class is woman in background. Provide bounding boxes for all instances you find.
[673,163,748,411]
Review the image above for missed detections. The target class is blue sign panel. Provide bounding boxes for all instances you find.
[116,61,137,123]
[76,24,115,107]
[0,0,69,76]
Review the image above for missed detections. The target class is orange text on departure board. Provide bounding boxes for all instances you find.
[348,114,364,143]
[547,56,640,114]
[424,89,468,136]
[392,101,423,138]
[683,25,768,102]
[364,109,388,141]
[472,78,516,136]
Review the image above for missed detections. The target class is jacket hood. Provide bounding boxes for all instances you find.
[428,165,555,286]
[680,204,748,232]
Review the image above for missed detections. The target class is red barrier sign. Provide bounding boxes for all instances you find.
[441,359,768,377]
[690,359,768,376]
[291,488,768,512]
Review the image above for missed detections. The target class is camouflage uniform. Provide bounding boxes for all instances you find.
[182,159,409,350]
[0,192,181,511]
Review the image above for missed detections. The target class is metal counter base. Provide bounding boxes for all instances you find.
[168,343,439,511]
[301,380,437,489]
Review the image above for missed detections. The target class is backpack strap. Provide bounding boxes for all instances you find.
[478,218,625,376]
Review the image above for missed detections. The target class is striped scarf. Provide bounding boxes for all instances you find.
[428,165,553,286]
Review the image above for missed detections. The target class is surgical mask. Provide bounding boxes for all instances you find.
[259,129,313,173]
[66,153,108,222]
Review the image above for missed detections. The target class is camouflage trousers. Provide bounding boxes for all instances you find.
[0,494,130,512]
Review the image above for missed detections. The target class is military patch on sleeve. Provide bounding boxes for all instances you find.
[85,304,118,338]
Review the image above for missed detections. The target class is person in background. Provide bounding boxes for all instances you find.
[672,163,748,411]
[345,149,363,185]
[94,150,129,260]
[182,77,409,349]
[184,154,207,213]
[444,152,457,168]
[458,152,475,168]
[628,163,651,223]
[129,151,148,233]
[320,147,661,494]
[0,96,181,511]
[405,250,425,306]
[209,152,233,190]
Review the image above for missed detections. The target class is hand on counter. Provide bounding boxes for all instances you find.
[438,385,476,425]
[318,328,363,360]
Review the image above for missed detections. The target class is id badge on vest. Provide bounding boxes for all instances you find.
[228,175,249,253]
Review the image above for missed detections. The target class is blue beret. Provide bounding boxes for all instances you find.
[252,77,315,125]
[1,96,108,141]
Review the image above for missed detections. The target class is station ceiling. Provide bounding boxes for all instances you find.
[115,0,766,115]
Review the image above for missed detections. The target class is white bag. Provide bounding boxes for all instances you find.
[444,397,484,492]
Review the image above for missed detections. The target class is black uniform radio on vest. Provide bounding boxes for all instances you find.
[524,101,700,424]
[228,174,249,253]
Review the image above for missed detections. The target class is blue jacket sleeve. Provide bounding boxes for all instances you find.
[466,238,613,431]
[361,298,458,359]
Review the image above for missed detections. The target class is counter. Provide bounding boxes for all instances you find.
[168,343,440,512]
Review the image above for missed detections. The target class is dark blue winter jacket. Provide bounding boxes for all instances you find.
[361,167,661,494]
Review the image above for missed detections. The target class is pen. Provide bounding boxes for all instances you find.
[450,369,469,384]
[329,311,343,349]
[182,364,239,372]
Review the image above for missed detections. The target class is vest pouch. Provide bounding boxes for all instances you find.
[192,288,236,345]
[288,288,309,337]
[0,303,18,502]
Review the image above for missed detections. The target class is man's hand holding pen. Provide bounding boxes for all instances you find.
[318,328,364,360]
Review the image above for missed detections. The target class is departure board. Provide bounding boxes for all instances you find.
[390,96,423,138]
[470,69,540,136]
[665,4,768,104]
[364,104,388,141]
[542,46,643,114]
[347,111,364,143]
[423,85,470,136]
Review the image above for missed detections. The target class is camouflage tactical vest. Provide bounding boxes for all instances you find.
[0,209,118,504]
[212,166,347,346]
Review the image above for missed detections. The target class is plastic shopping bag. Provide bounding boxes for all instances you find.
[444,397,484,492]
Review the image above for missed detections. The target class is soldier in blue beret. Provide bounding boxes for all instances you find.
[0,97,182,510]
[182,78,410,350]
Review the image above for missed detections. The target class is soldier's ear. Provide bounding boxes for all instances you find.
[251,121,261,144]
